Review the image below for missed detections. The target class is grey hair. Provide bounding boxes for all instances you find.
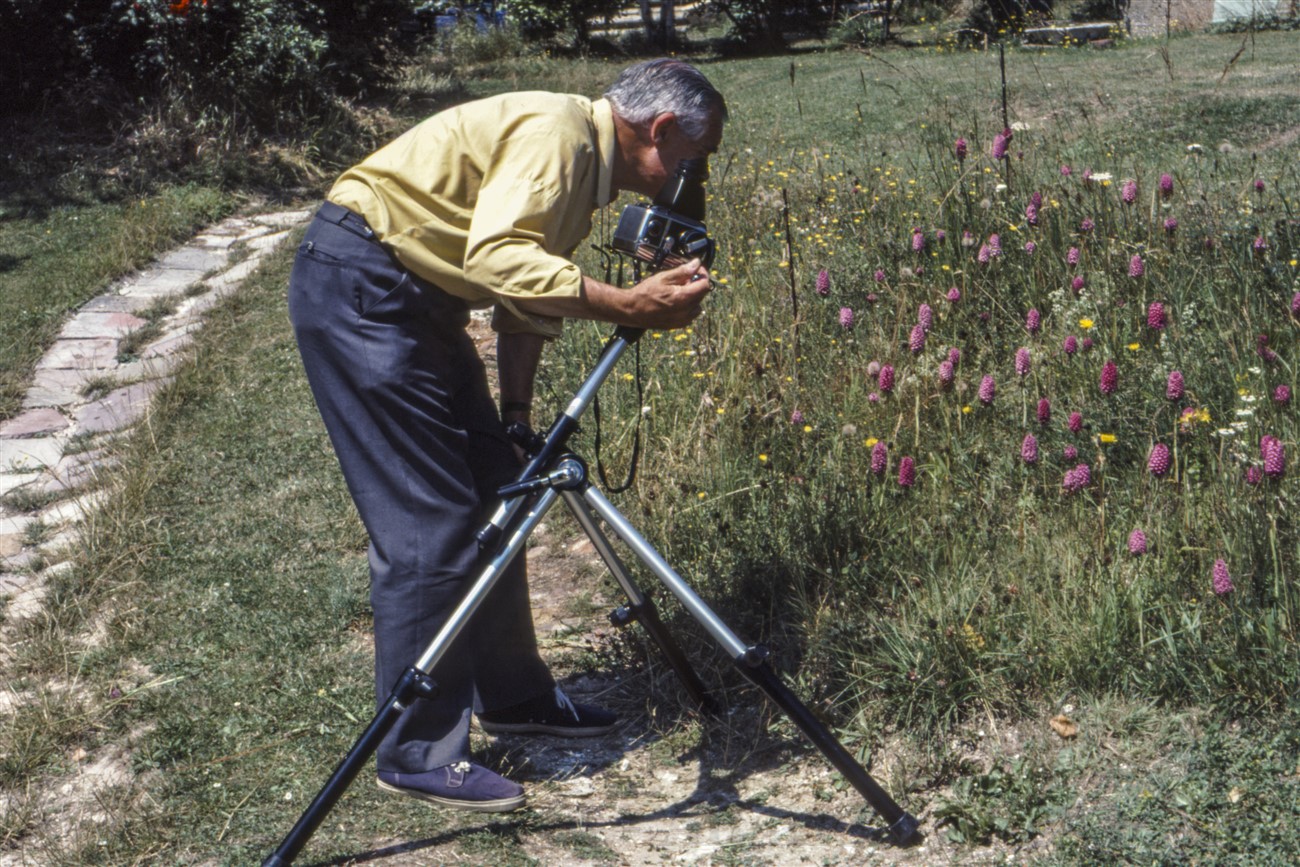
[604,58,727,142]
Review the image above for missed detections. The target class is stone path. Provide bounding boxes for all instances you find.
[0,208,311,626]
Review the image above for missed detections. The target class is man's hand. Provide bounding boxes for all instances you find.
[508,259,713,331]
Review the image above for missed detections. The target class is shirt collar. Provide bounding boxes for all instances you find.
[592,97,616,208]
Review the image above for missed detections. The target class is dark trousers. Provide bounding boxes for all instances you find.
[287,202,553,773]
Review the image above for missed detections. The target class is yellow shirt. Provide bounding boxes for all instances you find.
[329,92,616,338]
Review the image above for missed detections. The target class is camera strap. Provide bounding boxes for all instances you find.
[592,245,642,493]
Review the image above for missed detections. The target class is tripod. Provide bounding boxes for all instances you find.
[264,325,919,866]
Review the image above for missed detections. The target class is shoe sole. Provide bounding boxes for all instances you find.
[478,720,618,738]
[376,778,526,813]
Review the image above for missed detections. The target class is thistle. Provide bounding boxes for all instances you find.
[1021,434,1038,464]
[1128,529,1148,555]
[1015,347,1031,377]
[1159,173,1174,198]
[870,440,888,475]
[898,456,916,488]
[815,268,830,296]
[1212,559,1234,596]
[1037,398,1051,425]
[978,375,996,405]
[1254,178,1265,193]
[1128,254,1144,278]
[1147,302,1167,330]
[1099,360,1118,395]
[1166,370,1185,400]
[1148,443,1171,476]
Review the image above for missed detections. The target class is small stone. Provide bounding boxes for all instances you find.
[0,408,69,439]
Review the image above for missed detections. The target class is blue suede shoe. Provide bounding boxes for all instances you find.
[376,762,525,812]
[479,686,618,737]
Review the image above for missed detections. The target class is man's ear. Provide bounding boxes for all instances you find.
[648,112,678,145]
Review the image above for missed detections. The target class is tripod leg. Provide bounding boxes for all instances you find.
[577,485,919,844]
[264,488,562,865]
[559,489,718,714]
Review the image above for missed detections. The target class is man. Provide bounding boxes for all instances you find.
[287,59,726,813]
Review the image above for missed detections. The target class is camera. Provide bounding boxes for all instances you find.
[611,157,716,271]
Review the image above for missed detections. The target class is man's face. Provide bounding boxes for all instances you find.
[631,111,723,197]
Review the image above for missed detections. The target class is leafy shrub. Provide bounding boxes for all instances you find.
[831,10,889,47]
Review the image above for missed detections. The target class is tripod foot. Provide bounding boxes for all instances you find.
[887,811,922,845]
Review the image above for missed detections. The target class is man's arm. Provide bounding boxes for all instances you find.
[497,330,545,426]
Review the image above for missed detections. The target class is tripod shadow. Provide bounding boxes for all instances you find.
[306,668,918,866]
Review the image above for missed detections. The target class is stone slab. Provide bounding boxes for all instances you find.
[40,491,107,526]
[0,516,35,537]
[118,269,204,299]
[60,311,148,340]
[43,450,117,494]
[72,381,162,436]
[141,330,195,360]
[253,209,312,228]
[172,290,225,323]
[194,233,241,249]
[0,438,65,472]
[0,471,43,499]
[155,246,231,273]
[39,338,121,371]
[79,293,155,314]
[0,409,70,439]
[113,354,183,383]
[244,229,292,253]
[24,368,95,408]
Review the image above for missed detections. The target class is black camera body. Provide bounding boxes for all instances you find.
[610,157,715,271]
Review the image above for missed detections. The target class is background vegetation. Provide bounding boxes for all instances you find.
[1,5,1298,864]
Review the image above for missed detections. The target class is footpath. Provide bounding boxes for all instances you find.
[0,208,311,627]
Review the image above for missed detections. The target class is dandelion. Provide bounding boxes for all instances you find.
[1128,254,1144,278]
[1212,559,1234,596]
[1275,385,1291,405]
[909,323,927,354]
[1164,217,1178,234]
[1025,308,1041,334]
[1037,398,1051,425]
[1064,444,1079,460]
[1067,246,1080,266]
[978,244,991,264]
[1167,370,1185,400]
[1147,302,1167,330]
[1024,240,1037,254]
[1080,218,1095,233]
[918,303,933,332]
[1063,335,1079,355]
[955,137,968,162]
[1263,437,1286,478]
[938,359,955,388]
[1159,173,1174,198]
[1121,179,1137,204]
[815,269,830,296]
[870,440,888,475]
[878,364,895,394]
[1148,443,1171,476]
[1128,529,1148,555]
[839,307,854,329]
[978,374,996,405]
[1069,411,1083,433]
[791,409,805,425]
[1099,360,1118,395]
[947,286,961,303]
[1021,433,1038,464]
[1246,465,1263,485]
[898,456,916,487]
[1015,347,1031,377]
[992,128,1011,160]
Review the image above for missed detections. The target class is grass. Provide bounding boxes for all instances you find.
[0,28,1298,864]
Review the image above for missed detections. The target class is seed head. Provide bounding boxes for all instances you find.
[1212,559,1234,596]
[1148,443,1171,476]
